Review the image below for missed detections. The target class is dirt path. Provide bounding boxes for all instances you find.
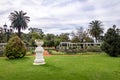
[33,50,51,56]
[43,50,51,56]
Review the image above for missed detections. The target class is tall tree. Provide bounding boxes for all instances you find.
[28,27,44,38]
[76,27,88,42]
[9,10,30,38]
[28,27,34,33]
[101,25,120,57]
[43,34,55,47]
[29,27,43,34]
[89,20,104,43]
[70,31,80,43]
[71,27,93,43]
[59,33,70,42]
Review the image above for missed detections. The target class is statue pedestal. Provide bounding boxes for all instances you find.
[33,40,45,65]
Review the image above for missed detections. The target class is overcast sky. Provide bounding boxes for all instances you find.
[0,0,120,34]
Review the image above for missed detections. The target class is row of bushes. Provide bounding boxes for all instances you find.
[47,46,102,55]
[86,46,102,52]
[25,45,102,55]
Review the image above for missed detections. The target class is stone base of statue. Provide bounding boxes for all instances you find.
[33,40,45,65]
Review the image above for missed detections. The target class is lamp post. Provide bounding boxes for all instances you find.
[3,23,7,32]
[0,27,3,43]
[116,28,120,35]
[3,24,12,42]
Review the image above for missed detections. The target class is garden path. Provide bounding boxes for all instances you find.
[43,50,51,56]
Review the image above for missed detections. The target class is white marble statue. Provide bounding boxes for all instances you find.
[33,39,45,65]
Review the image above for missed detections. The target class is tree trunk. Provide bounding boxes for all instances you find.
[18,28,21,38]
[95,37,97,43]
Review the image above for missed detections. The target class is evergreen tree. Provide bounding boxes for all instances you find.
[101,26,120,57]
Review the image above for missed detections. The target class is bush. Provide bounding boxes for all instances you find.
[0,47,4,57]
[65,49,78,54]
[4,36,26,59]
[26,52,32,56]
[48,50,65,55]
[86,46,102,52]
[101,28,120,57]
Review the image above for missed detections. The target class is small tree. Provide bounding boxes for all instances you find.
[4,36,26,59]
[101,26,120,57]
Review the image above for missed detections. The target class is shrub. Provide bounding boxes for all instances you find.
[4,36,26,59]
[86,46,102,52]
[0,47,4,57]
[64,49,77,54]
[48,50,65,55]
[101,28,120,57]
[26,52,32,56]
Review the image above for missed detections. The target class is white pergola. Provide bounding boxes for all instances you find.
[0,43,7,47]
[59,42,101,50]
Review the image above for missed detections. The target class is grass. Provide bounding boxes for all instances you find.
[0,53,120,80]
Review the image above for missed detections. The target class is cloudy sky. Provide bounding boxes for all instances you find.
[0,0,120,34]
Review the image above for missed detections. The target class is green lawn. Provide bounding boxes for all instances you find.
[0,53,120,80]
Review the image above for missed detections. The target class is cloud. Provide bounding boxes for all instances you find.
[0,0,120,34]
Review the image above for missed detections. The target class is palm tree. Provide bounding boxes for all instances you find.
[89,20,104,43]
[9,10,30,38]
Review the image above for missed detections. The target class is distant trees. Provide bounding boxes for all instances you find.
[9,10,30,38]
[89,20,104,43]
[70,31,80,43]
[43,33,69,48]
[0,27,4,43]
[54,36,61,49]
[101,25,120,57]
[25,27,44,47]
[71,27,93,43]
[59,33,70,42]
[28,27,44,39]
[43,34,55,47]
[29,27,43,34]
[75,27,85,42]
